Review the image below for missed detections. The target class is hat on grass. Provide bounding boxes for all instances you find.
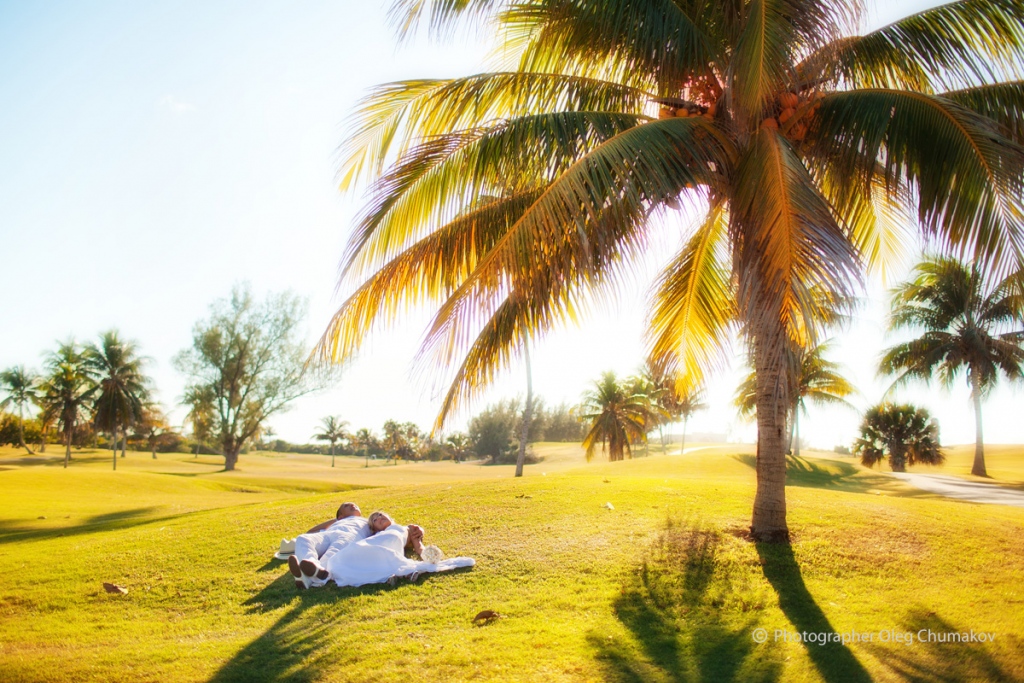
[273,538,296,560]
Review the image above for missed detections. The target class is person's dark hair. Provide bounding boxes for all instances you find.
[337,502,359,518]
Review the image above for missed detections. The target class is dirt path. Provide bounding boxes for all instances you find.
[889,472,1024,507]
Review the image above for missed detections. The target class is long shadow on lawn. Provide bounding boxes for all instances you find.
[733,454,923,495]
[867,607,1023,682]
[0,507,182,545]
[594,519,783,682]
[755,542,872,683]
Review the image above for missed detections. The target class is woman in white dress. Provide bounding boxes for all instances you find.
[324,511,474,587]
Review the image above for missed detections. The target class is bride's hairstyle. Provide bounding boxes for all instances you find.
[367,511,392,532]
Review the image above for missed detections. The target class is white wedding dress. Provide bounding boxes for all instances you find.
[324,523,474,588]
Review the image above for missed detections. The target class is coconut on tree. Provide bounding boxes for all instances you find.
[316,1,1024,540]
[0,366,40,455]
[880,256,1024,478]
[853,403,945,473]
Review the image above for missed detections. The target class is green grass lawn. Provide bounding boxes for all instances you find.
[1,444,1022,682]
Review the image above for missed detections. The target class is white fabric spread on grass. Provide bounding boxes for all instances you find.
[325,523,475,587]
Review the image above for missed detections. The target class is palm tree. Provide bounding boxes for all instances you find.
[853,403,945,473]
[648,365,707,455]
[135,405,169,459]
[578,371,649,462]
[880,257,1024,478]
[737,340,857,456]
[316,1,1024,540]
[0,366,39,454]
[38,341,97,468]
[445,432,472,462]
[86,331,149,469]
[352,427,379,467]
[314,416,350,467]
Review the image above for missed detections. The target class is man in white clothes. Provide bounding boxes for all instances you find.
[288,502,370,590]
[287,502,424,590]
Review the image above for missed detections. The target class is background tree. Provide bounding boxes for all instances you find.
[314,415,350,467]
[134,405,170,460]
[317,1,1024,540]
[174,285,316,471]
[468,399,519,463]
[38,341,96,468]
[352,427,381,467]
[853,403,945,473]
[578,372,649,462]
[648,365,707,455]
[182,385,215,457]
[86,330,150,468]
[881,257,1024,477]
[0,366,39,454]
[736,340,857,456]
[624,371,666,456]
[445,432,472,462]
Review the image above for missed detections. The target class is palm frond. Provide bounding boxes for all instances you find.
[810,88,1024,273]
[646,201,735,385]
[338,72,651,190]
[942,80,1024,144]
[343,111,645,276]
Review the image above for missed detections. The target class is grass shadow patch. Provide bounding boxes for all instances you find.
[867,607,1023,682]
[0,507,177,545]
[593,518,782,682]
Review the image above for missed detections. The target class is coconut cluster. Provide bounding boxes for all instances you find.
[659,101,718,120]
[760,91,824,141]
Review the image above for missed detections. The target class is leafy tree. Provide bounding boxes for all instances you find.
[881,257,1024,477]
[579,372,649,462]
[86,330,150,469]
[317,1,1024,540]
[541,402,585,442]
[736,340,857,456]
[314,415,350,467]
[174,285,316,471]
[182,385,216,457]
[352,427,381,466]
[133,405,170,460]
[468,399,520,463]
[0,366,39,454]
[38,341,97,468]
[853,403,945,473]
[445,432,473,462]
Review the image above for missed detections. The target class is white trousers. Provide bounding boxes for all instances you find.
[293,529,358,586]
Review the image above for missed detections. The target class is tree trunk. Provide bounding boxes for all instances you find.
[152,439,157,459]
[514,342,533,478]
[17,412,33,455]
[223,435,239,471]
[64,426,72,469]
[120,431,126,458]
[890,446,907,473]
[792,404,800,457]
[750,336,790,542]
[970,371,987,477]
[112,428,117,471]
[331,443,336,468]
[680,416,688,455]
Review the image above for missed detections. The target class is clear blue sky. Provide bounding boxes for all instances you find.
[2,0,1020,448]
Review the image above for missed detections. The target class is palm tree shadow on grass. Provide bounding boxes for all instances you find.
[733,454,923,496]
[0,507,183,545]
[592,519,783,682]
[866,607,1022,682]
[755,542,872,683]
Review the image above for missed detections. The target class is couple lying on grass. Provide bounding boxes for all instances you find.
[287,501,474,590]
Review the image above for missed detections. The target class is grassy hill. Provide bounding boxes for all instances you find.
[1,444,1022,682]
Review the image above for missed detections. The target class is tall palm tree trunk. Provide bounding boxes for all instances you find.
[515,342,533,478]
[679,416,688,455]
[120,430,126,458]
[331,443,336,468]
[750,339,790,542]
[970,372,987,477]
[112,428,117,471]
[17,411,33,455]
[64,424,72,469]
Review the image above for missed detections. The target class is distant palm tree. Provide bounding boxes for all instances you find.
[853,403,945,473]
[881,257,1024,477]
[737,340,857,455]
[135,405,169,460]
[314,416,350,467]
[38,341,97,468]
[352,427,379,467]
[0,366,39,454]
[86,331,150,470]
[579,372,649,462]
[648,365,707,456]
[445,432,472,462]
[318,1,1024,540]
